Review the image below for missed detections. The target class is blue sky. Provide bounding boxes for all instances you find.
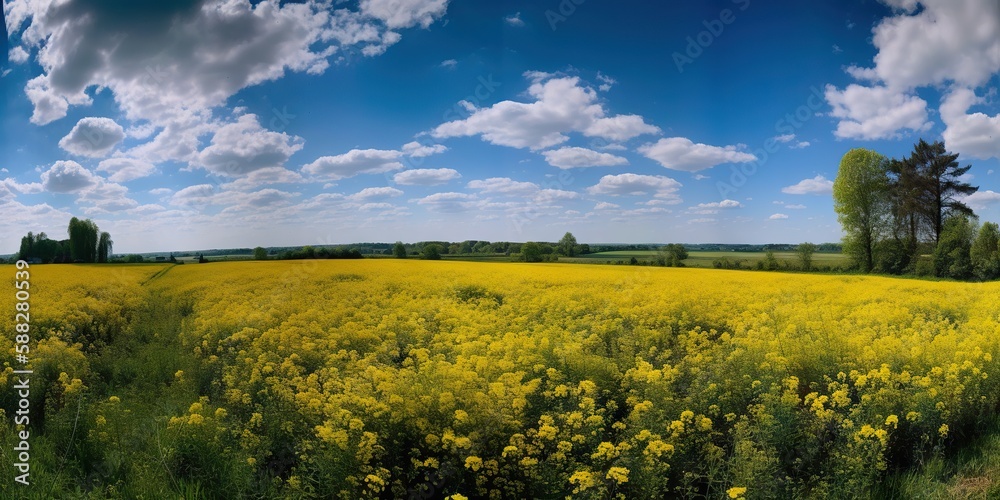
[2,0,999,252]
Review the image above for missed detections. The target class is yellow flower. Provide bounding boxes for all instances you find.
[606,466,629,484]
[727,486,748,498]
[464,456,483,471]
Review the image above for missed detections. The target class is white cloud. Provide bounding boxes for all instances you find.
[96,158,157,183]
[432,74,659,150]
[2,178,44,194]
[221,167,305,191]
[504,12,524,26]
[170,184,217,207]
[596,72,616,92]
[58,117,126,157]
[825,84,931,140]
[846,0,1000,90]
[197,114,304,177]
[393,168,461,185]
[303,149,404,180]
[594,202,620,210]
[586,173,683,200]
[440,59,458,69]
[688,218,716,224]
[782,175,834,195]
[769,213,789,220]
[638,137,756,172]
[401,141,448,158]
[784,204,807,209]
[790,141,811,149]
[149,188,173,196]
[467,177,538,196]
[360,0,450,29]
[960,190,1000,210]
[41,160,100,193]
[9,46,29,64]
[347,186,404,201]
[694,199,743,209]
[941,87,1000,160]
[541,147,628,169]
[414,192,477,212]
[773,133,796,143]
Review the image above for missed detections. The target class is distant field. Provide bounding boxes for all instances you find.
[566,250,850,268]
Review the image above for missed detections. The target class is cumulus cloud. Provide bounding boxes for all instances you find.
[7,0,451,173]
[467,177,539,196]
[96,158,157,183]
[586,173,682,200]
[359,0,450,29]
[825,0,999,141]
[639,137,756,172]
[769,213,789,220]
[401,141,448,157]
[221,167,305,191]
[41,160,100,193]
[594,202,620,210]
[694,199,743,209]
[347,186,404,201]
[393,168,461,185]
[846,0,1000,90]
[782,175,835,195]
[197,114,304,176]
[170,184,217,206]
[960,190,1000,210]
[9,46,29,64]
[940,88,1000,160]
[542,147,629,169]
[432,73,659,150]
[825,84,931,140]
[58,117,126,157]
[414,192,477,212]
[303,149,404,180]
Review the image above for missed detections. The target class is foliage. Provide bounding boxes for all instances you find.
[795,243,817,271]
[558,233,579,257]
[422,244,443,260]
[656,244,689,267]
[833,148,891,273]
[933,215,976,280]
[393,241,407,259]
[253,246,268,260]
[971,222,1000,281]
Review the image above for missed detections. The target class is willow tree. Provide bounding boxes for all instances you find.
[833,148,890,273]
[97,232,113,263]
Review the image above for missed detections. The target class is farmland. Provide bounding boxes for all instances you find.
[2,260,1000,498]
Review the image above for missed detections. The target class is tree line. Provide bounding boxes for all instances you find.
[833,139,998,280]
[17,217,113,263]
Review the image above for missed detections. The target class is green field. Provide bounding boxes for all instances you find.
[564,250,850,268]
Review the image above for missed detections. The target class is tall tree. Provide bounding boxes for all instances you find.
[971,221,1000,280]
[910,140,978,243]
[886,156,925,266]
[833,148,891,273]
[97,232,113,263]
[392,241,407,259]
[796,242,817,271]
[933,215,975,279]
[557,232,578,257]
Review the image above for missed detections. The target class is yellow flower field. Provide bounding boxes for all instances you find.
[4,260,1000,498]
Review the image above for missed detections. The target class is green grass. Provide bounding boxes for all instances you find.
[878,420,1000,499]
